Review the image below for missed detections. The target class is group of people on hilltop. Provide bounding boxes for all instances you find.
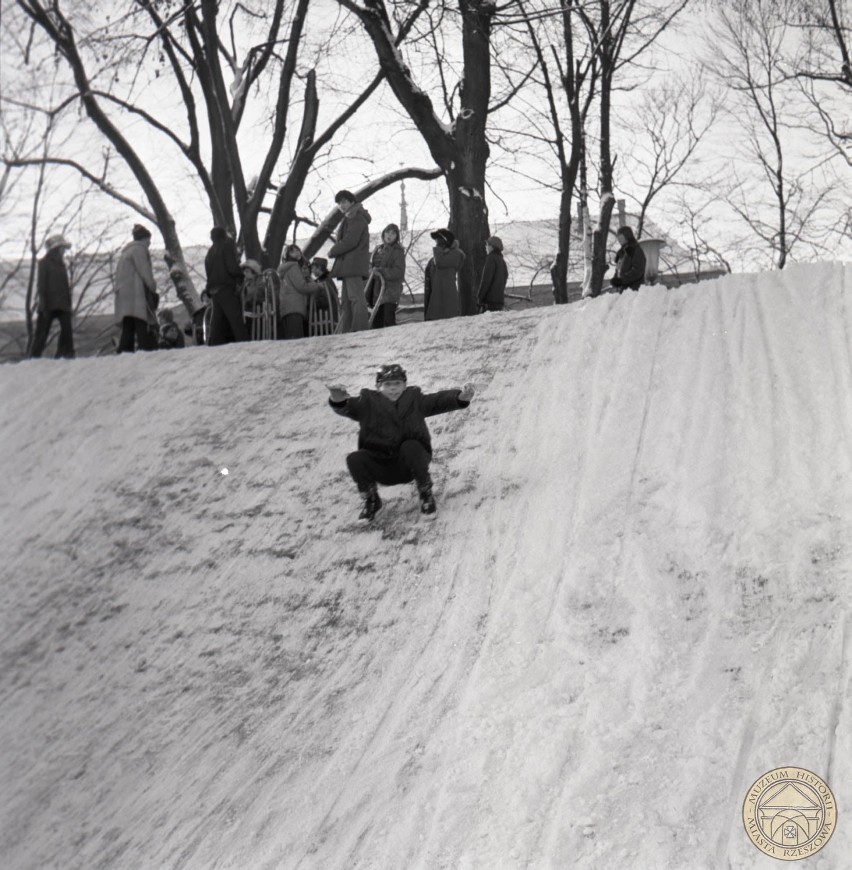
[195,188,512,348]
[26,190,646,359]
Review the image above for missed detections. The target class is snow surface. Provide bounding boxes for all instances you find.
[2,263,852,869]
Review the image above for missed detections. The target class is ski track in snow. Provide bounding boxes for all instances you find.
[2,263,852,870]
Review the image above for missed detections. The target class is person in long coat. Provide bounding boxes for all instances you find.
[114,224,158,353]
[369,223,406,328]
[328,190,371,333]
[423,228,464,321]
[277,245,323,339]
[205,226,247,346]
[28,233,75,359]
[477,235,509,312]
[609,225,646,293]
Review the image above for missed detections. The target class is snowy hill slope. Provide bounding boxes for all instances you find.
[2,263,851,869]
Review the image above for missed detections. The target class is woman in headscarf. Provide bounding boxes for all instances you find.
[423,228,464,321]
[369,223,406,328]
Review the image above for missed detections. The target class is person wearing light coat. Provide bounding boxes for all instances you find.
[369,223,406,328]
[114,224,158,353]
[277,245,323,339]
[328,190,372,333]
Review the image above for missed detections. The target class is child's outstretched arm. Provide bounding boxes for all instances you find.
[458,383,475,402]
[421,383,476,417]
[327,383,349,403]
[327,384,363,420]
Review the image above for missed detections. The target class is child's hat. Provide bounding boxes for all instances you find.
[241,258,262,275]
[430,228,455,247]
[311,256,328,271]
[376,363,407,384]
[45,233,71,251]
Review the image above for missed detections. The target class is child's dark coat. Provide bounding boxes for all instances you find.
[330,387,470,456]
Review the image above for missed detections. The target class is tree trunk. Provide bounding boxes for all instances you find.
[262,70,320,268]
[552,184,573,304]
[335,0,494,314]
[184,7,235,233]
[588,2,616,297]
[590,193,616,296]
[446,162,490,316]
[452,1,492,314]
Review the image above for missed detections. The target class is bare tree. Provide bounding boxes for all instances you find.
[494,0,688,300]
[620,76,720,239]
[11,0,440,318]
[509,0,598,304]
[573,0,690,296]
[788,0,851,167]
[1,105,122,359]
[335,0,509,315]
[708,0,841,268]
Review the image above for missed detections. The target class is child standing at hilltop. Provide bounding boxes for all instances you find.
[328,364,475,520]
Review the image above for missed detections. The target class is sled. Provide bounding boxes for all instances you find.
[366,269,387,328]
[242,270,279,341]
[308,279,340,336]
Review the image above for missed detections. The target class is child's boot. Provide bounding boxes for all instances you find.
[417,479,436,515]
[359,484,382,520]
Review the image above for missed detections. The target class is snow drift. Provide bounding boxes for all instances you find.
[2,263,851,869]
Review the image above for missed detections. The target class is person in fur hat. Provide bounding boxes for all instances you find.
[277,244,323,339]
[29,233,75,359]
[423,228,464,321]
[477,235,508,312]
[328,364,475,520]
[369,223,406,328]
[609,225,646,293]
[240,258,266,306]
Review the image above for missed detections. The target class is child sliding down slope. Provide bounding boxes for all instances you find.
[328,363,475,520]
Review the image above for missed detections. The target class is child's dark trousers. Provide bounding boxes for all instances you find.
[346,439,430,492]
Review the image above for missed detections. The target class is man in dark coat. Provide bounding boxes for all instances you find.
[28,233,75,359]
[477,235,509,312]
[328,190,371,333]
[609,225,646,292]
[328,363,475,520]
[205,226,247,346]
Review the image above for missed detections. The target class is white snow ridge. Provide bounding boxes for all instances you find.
[2,262,851,869]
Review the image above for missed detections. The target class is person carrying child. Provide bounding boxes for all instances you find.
[328,364,475,520]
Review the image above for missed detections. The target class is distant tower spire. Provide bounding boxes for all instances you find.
[400,175,408,234]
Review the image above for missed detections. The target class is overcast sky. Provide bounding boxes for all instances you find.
[1,1,849,272]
